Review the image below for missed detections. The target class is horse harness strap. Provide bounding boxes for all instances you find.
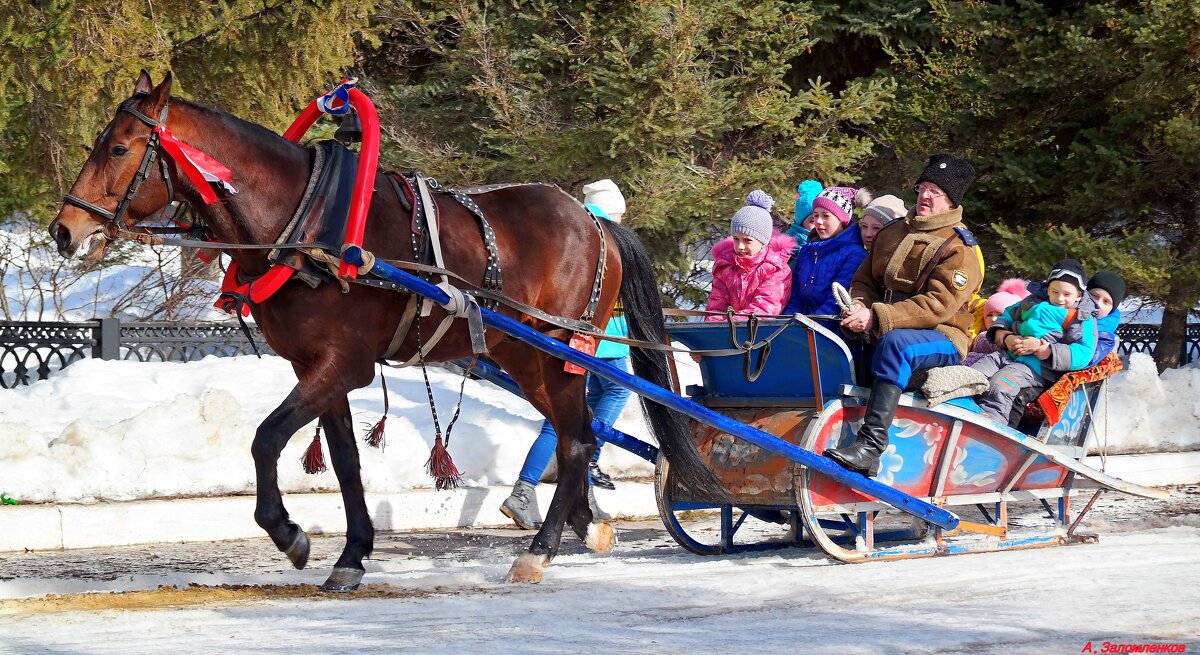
[382,295,419,361]
[446,188,504,308]
[380,172,447,361]
[357,257,784,358]
[581,209,606,322]
[414,173,449,318]
[378,171,499,364]
[63,96,170,230]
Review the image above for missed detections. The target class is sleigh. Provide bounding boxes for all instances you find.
[656,318,1166,560]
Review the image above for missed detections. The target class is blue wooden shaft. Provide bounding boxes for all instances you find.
[592,420,660,463]
[462,356,660,463]
[345,248,959,530]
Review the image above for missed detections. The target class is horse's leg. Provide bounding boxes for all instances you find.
[493,347,608,583]
[318,399,374,592]
[251,386,323,570]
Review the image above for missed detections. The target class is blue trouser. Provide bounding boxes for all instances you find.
[869,329,962,389]
[518,356,633,486]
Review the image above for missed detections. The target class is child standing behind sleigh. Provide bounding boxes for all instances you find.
[705,190,797,321]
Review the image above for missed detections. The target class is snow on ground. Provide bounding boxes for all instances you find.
[0,511,1196,655]
[0,349,1197,504]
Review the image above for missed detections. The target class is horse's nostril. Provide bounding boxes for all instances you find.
[53,224,70,248]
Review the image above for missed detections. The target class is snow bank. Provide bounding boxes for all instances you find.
[1091,353,1200,454]
[0,355,657,504]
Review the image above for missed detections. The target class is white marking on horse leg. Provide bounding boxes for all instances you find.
[585,522,616,554]
[506,553,550,584]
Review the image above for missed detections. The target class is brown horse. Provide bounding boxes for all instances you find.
[49,71,722,589]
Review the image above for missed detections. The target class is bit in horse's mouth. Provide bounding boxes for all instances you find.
[76,228,107,261]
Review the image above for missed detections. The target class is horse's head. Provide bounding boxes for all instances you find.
[49,70,175,265]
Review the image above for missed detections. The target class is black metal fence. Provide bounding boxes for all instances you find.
[0,320,1194,389]
[1114,324,1200,365]
[0,319,272,389]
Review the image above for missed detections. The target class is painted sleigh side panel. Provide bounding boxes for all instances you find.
[671,408,815,505]
[805,402,1080,507]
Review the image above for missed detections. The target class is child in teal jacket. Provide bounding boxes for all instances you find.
[969,259,1098,426]
[785,179,822,252]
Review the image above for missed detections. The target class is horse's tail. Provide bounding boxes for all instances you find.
[603,222,730,502]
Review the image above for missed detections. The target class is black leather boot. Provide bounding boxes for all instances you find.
[824,381,903,477]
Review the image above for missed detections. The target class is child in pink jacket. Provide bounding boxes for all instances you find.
[962,278,1031,366]
[705,190,797,321]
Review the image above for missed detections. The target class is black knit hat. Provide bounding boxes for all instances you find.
[1047,258,1087,294]
[916,153,976,206]
[1088,270,1126,306]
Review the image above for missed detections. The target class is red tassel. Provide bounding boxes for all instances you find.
[425,434,462,491]
[363,415,387,450]
[302,427,327,474]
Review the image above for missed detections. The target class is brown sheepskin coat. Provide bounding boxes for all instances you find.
[849,207,984,357]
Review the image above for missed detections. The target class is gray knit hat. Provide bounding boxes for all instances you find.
[864,194,907,224]
[730,190,775,245]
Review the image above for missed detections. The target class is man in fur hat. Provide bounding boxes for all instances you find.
[828,154,984,476]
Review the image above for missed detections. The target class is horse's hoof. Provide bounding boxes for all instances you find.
[321,567,364,593]
[585,522,616,554]
[284,529,310,570]
[505,553,549,584]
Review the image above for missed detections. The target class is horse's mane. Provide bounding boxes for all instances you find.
[170,96,303,152]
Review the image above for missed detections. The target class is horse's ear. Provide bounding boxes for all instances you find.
[134,69,153,95]
[146,71,173,116]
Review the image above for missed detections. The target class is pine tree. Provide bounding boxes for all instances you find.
[367,0,895,306]
[871,0,1200,370]
[0,0,376,221]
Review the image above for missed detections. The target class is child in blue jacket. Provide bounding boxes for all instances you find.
[1086,271,1125,366]
[783,186,870,320]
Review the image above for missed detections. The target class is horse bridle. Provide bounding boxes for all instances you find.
[61,94,177,239]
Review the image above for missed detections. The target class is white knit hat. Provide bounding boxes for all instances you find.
[864,194,907,224]
[582,179,626,216]
[730,190,775,245]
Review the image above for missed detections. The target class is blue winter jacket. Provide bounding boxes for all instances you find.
[1088,308,1121,367]
[783,223,867,317]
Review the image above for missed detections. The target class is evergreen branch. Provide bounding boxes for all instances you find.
[168,0,299,55]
